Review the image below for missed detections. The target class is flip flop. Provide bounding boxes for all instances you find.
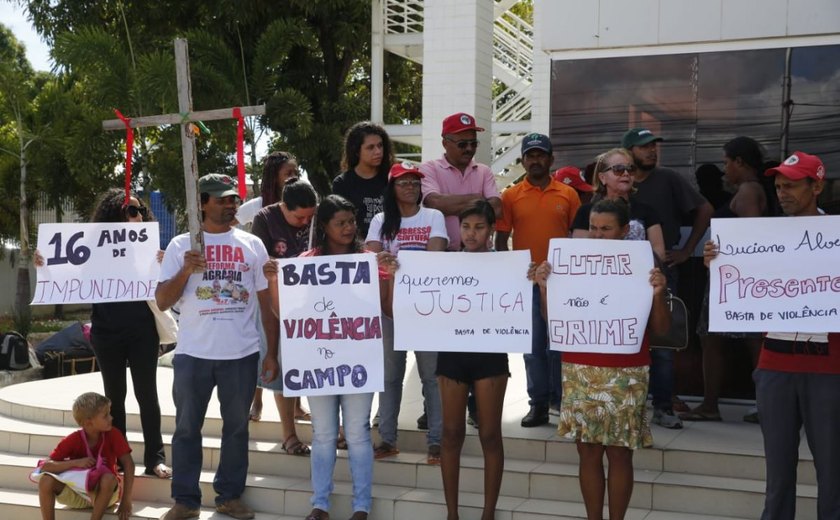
[680,410,722,421]
[145,463,172,479]
[426,444,441,465]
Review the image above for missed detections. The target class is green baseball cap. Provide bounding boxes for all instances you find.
[198,173,239,198]
[621,128,664,148]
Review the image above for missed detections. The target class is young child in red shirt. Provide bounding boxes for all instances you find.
[35,392,134,520]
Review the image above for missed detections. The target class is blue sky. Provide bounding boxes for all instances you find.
[1,2,51,71]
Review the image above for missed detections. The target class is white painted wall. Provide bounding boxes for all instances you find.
[537,0,840,54]
[421,0,494,164]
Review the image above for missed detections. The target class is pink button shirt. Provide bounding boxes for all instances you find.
[420,156,500,250]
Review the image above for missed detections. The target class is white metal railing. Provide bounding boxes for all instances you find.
[493,11,533,81]
[383,0,425,34]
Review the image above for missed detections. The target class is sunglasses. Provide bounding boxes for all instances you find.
[445,137,480,150]
[125,205,148,218]
[394,179,421,188]
[605,164,636,175]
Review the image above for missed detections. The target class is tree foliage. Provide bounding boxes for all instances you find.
[16,0,422,202]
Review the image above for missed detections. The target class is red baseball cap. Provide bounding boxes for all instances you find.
[765,151,825,181]
[554,166,593,192]
[441,113,485,136]
[389,161,425,180]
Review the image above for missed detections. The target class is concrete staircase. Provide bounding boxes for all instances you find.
[0,366,820,519]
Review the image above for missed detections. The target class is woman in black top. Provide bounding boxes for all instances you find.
[571,148,666,262]
[90,188,170,478]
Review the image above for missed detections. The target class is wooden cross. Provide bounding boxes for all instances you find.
[102,38,266,253]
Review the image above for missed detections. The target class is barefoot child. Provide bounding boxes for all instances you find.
[34,392,134,520]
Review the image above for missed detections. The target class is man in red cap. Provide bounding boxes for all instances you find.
[420,112,502,251]
[553,166,594,205]
[754,152,839,519]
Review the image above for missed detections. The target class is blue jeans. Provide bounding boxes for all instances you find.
[524,285,561,407]
[650,263,679,411]
[309,392,374,513]
[171,352,258,508]
[379,316,442,446]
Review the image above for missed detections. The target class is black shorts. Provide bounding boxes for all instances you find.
[435,351,510,384]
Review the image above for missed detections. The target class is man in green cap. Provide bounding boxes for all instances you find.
[156,173,279,520]
[621,128,713,430]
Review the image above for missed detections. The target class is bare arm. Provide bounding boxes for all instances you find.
[155,250,205,311]
[259,288,280,383]
[426,237,447,251]
[116,452,135,519]
[424,192,484,216]
[667,200,713,267]
[365,241,384,253]
[645,224,667,262]
[494,231,511,251]
[40,457,94,473]
[648,268,671,336]
[487,196,503,220]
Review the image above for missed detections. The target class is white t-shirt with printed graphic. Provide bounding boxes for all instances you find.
[159,228,269,360]
[365,207,449,254]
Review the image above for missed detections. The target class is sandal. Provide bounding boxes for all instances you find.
[336,428,347,450]
[680,408,722,421]
[304,508,330,520]
[373,442,399,460]
[427,444,441,465]
[282,434,311,456]
[145,463,172,479]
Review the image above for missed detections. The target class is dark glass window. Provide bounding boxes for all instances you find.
[550,44,840,188]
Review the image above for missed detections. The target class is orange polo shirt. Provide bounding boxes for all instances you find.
[496,177,581,263]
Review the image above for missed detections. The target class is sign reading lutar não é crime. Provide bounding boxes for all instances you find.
[546,238,654,354]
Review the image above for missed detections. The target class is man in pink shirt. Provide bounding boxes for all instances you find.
[420,112,502,250]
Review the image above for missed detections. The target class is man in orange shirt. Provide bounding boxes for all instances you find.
[496,133,581,426]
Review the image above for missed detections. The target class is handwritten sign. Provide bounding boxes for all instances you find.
[32,223,160,305]
[278,253,384,397]
[709,216,840,332]
[393,250,532,353]
[546,238,654,354]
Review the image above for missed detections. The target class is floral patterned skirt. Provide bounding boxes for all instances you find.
[557,363,652,449]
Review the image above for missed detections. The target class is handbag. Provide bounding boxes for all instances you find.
[147,300,178,345]
[650,291,689,351]
[29,430,114,503]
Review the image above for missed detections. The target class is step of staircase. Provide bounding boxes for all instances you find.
[0,365,821,519]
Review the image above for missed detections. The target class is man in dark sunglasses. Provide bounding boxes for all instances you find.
[622,127,714,430]
[420,112,502,251]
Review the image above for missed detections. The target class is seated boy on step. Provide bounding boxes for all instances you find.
[36,392,134,520]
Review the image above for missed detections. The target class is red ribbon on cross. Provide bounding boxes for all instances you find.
[114,109,134,205]
[233,107,246,199]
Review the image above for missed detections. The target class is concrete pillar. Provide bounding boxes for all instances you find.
[531,0,551,135]
[371,0,384,124]
[421,0,494,164]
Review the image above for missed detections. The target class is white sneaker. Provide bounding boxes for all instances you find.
[652,408,683,429]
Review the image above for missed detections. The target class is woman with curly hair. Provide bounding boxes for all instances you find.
[91,188,171,479]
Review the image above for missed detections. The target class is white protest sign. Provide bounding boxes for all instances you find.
[546,238,654,354]
[709,216,840,332]
[32,223,160,305]
[393,250,532,353]
[278,253,384,397]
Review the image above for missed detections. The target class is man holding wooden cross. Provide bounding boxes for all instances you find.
[155,174,279,520]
